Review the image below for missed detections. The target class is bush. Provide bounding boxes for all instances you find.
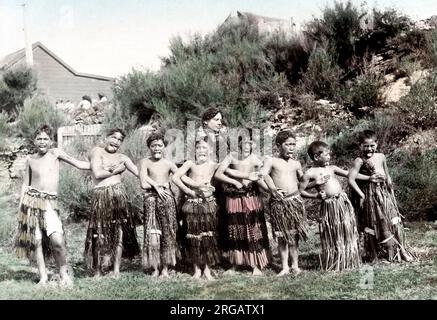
[0,183,18,245]
[300,45,343,100]
[16,95,66,143]
[397,72,437,129]
[264,32,310,83]
[424,29,437,68]
[0,111,12,150]
[304,1,364,70]
[328,113,412,165]
[342,71,383,116]
[389,149,437,220]
[120,128,150,162]
[58,167,92,221]
[0,65,37,115]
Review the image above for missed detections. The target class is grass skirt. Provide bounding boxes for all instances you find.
[182,196,220,266]
[269,193,308,243]
[15,188,61,263]
[142,189,178,269]
[224,183,269,269]
[353,181,413,262]
[319,193,361,271]
[84,183,140,271]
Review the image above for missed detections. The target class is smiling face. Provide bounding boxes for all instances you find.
[278,137,296,159]
[360,138,377,159]
[195,140,209,163]
[314,148,331,166]
[105,132,124,153]
[34,132,52,155]
[149,139,165,160]
[204,112,223,132]
[240,136,254,157]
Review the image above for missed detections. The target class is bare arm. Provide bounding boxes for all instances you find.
[138,159,154,190]
[19,157,30,208]
[347,159,365,199]
[56,148,90,170]
[382,155,393,189]
[299,172,320,199]
[332,165,372,181]
[89,148,124,179]
[123,156,139,177]
[214,155,242,188]
[172,161,196,197]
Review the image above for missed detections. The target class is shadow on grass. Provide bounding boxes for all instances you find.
[0,265,36,282]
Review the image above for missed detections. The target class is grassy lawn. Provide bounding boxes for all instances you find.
[0,220,436,300]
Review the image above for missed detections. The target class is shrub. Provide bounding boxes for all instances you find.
[0,182,18,245]
[424,29,437,69]
[300,45,343,100]
[58,167,92,221]
[264,32,310,83]
[397,72,437,129]
[342,71,383,116]
[0,65,37,115]
[0,111,12,150]
[389,149,437,220]
[328,113,412,165]
[16,95,66,143]
[304,1,364,70]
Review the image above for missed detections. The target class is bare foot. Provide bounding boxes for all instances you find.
[401,249,414,262]
[203,268,214,281]
[160,269,170,278]
[223,267,236,276]
[277,267,290,277]
[59,275,74,288]
[151,269,159,277]
[192,270,202,279]
[107,271,120,279]
[252,267,263,276]
[291,267,302,275]
[37,276,48,286]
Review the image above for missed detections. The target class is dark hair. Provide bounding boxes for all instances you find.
[106,128,126,140]
[195,135,208,147]
[201,107,223,127]
[275,130,296,145]
[34,124,53,140]
[147,132,166,147]
[359,130,377,144]
[307,141,329,160]
[82,95,92,103]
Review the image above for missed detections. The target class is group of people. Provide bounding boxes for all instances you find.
[14,106,414,287]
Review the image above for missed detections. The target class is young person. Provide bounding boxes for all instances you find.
[16,124,90,286]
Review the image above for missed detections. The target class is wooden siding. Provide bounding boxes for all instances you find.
[32,47,113,104]
[57,124,104,149]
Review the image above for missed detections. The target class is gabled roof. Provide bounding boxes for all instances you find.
[224,11,290,25]
[0,42,114,81]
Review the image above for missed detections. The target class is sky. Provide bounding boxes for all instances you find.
[1,0,437,78]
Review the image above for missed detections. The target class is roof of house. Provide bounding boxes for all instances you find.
[224,11,291,25]
[0,42,114,81]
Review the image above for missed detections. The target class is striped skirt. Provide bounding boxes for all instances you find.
[355,181,413,262]
[142,189,178,269]
[182,196,220,266]
[225,184,269,269]
[15,188,61,263]
[269,193,308,244]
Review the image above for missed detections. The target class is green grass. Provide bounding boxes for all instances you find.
[0,221,436,300]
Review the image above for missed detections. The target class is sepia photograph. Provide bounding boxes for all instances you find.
[0,0,436,307]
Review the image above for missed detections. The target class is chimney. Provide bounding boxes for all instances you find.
[22,1,34,66]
